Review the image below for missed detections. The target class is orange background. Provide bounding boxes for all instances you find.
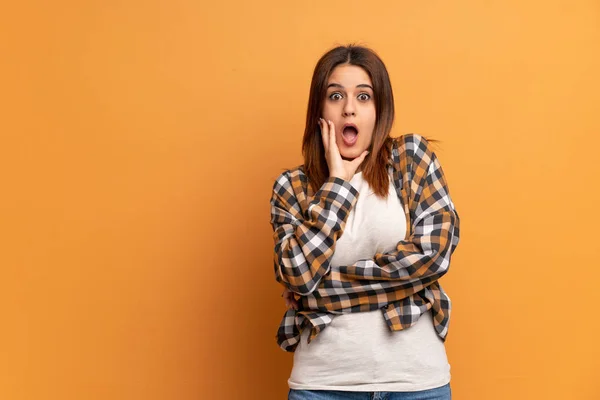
[1,1,599,399]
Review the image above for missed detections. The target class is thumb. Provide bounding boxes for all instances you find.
[349,150,369,170]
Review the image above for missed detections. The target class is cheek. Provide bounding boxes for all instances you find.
[321,103,335,120]
[361,127,376,145]
[369,110,377,131]
[364,111,377,136]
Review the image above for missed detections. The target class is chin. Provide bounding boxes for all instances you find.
[340,148,364,160]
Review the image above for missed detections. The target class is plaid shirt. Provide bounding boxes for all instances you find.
[269,134,460,352]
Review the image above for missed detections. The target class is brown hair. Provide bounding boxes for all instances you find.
[302,44,437,198]
[301,44,397,199]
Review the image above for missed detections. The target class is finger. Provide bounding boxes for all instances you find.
[285,298,298,310]
[328,120,337,147]
[353,150,369,164]
[328,120,340,155]
[319,118,329,152]
[348,150,369,170]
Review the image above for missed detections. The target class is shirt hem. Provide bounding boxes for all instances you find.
[288,375,450,392]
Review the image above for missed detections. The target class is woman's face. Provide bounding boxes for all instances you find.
[322,64,376,161]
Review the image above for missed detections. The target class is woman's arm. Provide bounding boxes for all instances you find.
[343,146,458,281]
[270,171,359,295]
[309,135,460,307]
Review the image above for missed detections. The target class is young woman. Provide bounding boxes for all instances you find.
[269,45,461,400]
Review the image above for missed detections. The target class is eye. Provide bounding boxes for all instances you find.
[358,93,371,101]
[329,92,343,101]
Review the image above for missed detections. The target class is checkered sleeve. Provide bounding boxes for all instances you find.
[270,171,359,295]
[310,135,460,305]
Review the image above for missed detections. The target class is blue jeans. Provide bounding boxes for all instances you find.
[288,383,451,400]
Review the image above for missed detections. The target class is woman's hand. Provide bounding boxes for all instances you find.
[282,288,299,310]
[319,118,369,181]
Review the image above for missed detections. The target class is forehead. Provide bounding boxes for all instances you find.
[327,64,372,87]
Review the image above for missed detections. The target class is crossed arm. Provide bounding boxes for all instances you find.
[270,135,460,305]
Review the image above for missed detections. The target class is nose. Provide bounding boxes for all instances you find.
[343,98,356,117]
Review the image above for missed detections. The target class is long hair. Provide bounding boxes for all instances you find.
[301,45,396,198]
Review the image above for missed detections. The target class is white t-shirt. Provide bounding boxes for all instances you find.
[288,170,450,392]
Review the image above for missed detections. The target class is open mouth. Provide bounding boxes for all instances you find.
[341,123,359,146]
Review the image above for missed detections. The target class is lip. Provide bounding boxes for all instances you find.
[341,123,359,146]
[342,123,359,133]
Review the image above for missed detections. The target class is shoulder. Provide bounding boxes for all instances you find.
[271,165,306,196]
[391,133,432,155]
[391,133,435,167]
[272,165,305,184]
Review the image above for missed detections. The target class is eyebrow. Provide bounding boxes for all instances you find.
[327,83,374,90]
